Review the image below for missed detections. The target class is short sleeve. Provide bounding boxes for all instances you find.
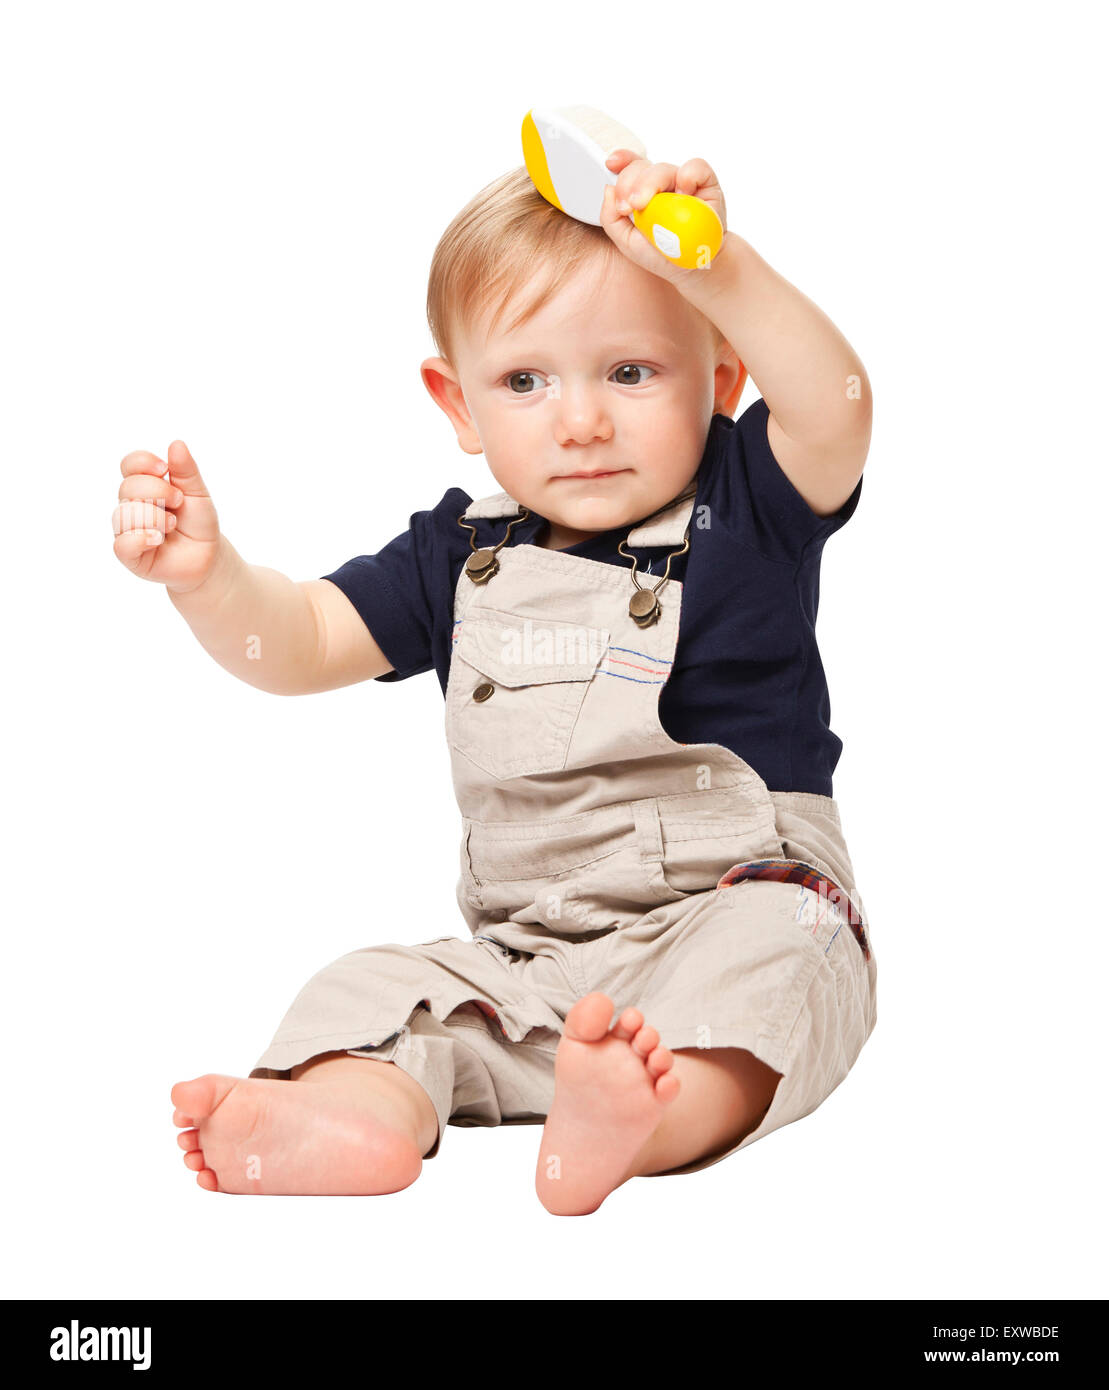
[722,397,863,561]
[320,486,471,683]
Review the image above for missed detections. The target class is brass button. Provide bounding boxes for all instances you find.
[465,549,498,583]
[472,682,495,702]
[629,589,661,626]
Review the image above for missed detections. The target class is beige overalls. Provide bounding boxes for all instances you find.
[251,484,878,1176]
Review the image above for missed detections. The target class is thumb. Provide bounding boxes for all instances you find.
[166,439,211,497]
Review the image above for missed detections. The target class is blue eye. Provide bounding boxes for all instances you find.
[611,364,655,385]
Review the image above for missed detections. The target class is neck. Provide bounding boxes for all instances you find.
[538,519,602,551]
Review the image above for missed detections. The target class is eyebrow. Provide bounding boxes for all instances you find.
[486,335,682,359]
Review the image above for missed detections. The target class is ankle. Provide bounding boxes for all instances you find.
[293,1056,438,1157]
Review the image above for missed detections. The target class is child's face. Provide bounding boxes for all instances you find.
[422,252,741,547]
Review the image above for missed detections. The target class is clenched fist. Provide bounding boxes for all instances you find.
[112,440,221,594]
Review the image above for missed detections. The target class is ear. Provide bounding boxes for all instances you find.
[714,346,748,418]
[420,358,483,454]
[720,361,747,416]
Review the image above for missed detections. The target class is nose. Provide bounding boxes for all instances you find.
[551,379,615,447]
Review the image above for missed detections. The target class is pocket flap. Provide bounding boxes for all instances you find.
[456,609,609,688]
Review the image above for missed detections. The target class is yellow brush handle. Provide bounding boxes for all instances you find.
[631,192,723,269]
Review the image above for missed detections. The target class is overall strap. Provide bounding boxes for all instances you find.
[625,485,698,548]
[460,490,524,521]
[460,482,700,548]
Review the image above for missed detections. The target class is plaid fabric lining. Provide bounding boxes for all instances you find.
[716,859,871,961]
[458,856,871,1046]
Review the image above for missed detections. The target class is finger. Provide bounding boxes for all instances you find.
[613,157,655,208]
[626,162,679,212]
[600,184,639,241]
[112,499,179,537]
[675,157,718,194]
[118,473,185,506]
[600,183,661,250]
[113,527,167,564]
[165,439,208,495]
[120,450,171,482]
[603,147,641,175]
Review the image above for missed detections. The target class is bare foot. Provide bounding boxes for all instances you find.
[535,992,680,1216]
[170,1072,424,1195]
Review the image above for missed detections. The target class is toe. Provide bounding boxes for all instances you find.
[183,1149,207,1171]
[564,992,615,1043]
[654,1071,681,1105]
[177,1129,201,1152]
[610,1007,644,1042]
[196,1169,219,1192]
[172,1109,196,1128]
[170,1074,235,1124]
[631,1023,659,1058]
[645,1043,674,1076]
[170,1080,196,1110]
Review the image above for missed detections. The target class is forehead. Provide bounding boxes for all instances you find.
[465,258,697,360]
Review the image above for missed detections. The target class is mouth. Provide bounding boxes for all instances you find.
[554,468,631,480]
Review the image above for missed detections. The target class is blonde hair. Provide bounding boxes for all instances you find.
[426,165,725,367]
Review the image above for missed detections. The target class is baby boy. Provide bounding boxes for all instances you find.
[113,146,877,1216]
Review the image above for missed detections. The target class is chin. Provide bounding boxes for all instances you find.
[560,496,635,526]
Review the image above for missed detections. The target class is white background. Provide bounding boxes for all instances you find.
[2,0,1105,1302]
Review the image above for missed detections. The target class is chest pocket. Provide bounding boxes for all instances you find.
[447,608,610,780]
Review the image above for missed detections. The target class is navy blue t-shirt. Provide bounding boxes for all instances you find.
[321,396,862,796]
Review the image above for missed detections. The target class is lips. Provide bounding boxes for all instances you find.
[556,469,629,479]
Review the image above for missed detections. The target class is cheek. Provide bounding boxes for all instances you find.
[480,427,536,499]
[645,428,705,493]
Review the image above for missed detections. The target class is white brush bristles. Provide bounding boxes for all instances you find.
[550,105,649,160]
[529,105,650,225]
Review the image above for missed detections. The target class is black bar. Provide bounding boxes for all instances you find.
[5,1298,1104,1376]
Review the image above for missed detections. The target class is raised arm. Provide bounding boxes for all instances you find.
[683,232,872,518]
[596,154,872,519]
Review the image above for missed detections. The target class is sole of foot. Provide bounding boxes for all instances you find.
[535,992,679,1216]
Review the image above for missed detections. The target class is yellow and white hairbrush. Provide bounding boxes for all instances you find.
[521,105,723,269]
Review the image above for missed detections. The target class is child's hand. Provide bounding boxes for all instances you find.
[112,440,222,594]
[599,150,728,291]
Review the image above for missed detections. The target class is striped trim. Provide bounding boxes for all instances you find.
[609,644,672,666]
[601,644,671,683]
[716,859,871,961]
[451,625,671,682]
[597,667,667,685]
[599,646,670,684]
